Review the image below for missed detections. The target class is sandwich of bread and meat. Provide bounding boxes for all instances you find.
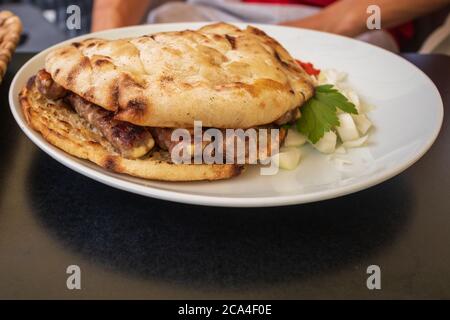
[20,23,314,181]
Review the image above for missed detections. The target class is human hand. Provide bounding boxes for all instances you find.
[91,0,152,32]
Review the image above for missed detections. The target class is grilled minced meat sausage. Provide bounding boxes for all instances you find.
[35,69,67,100]
[150,127,286,163]
[65,93,155,159]
[35,70,154,159]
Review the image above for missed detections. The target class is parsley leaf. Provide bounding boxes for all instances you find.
[296,85,358,144]
[315,85,358,114]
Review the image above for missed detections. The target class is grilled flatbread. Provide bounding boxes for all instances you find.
[20,79,243,182]
[45,23,314,129]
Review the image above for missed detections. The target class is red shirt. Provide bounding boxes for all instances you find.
[242,0,414,47]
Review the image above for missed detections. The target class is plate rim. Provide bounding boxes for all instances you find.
[8,22,445,207]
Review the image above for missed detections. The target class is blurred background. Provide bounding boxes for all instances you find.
[0,0,93,51]
[1,0,449,54]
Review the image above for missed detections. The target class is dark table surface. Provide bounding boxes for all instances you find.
[0,53,449,300]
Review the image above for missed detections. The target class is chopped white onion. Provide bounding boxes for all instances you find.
[314,131,337,154]
[335,145,347,154]
[318,69,347,85]
[362,104,376,113]
[333,88,361,114]
[347,90,360,108]
[353,114,372,135]
[309,68,374,157]
[317,72,327,85]
[343,135,369,148]
[336,113,359,142]
[285,129,307,147]
[275,147,302,170]
[343,89,362,113]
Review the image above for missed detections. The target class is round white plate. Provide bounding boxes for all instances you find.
[9,23,443,207]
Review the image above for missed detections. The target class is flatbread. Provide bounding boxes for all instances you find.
[45,23,314,129]
[20,78,244,182]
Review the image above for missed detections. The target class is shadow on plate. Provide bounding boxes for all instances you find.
[27,152,413,288]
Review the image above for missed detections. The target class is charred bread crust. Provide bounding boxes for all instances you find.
[45,23,314,128]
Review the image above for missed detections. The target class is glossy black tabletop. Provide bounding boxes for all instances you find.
[0,53,449,299]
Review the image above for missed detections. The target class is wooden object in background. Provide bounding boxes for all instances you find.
[0,11,22,83]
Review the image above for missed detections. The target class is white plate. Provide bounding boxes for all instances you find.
[9,23,444,207]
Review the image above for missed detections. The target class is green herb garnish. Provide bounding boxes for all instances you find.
[296,85,358,143]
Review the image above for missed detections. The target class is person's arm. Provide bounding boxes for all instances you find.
[280,0,450,37]
[91,0,152,32]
